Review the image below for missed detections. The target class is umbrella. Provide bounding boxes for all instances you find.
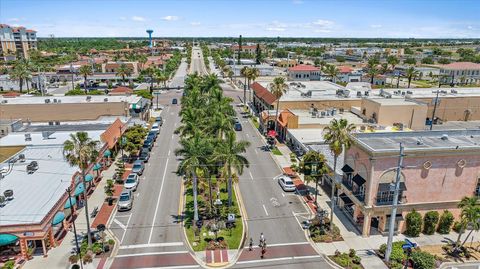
[0,234,18,247]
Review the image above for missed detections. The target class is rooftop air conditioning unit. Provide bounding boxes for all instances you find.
[86,96,92,102]
[1,100,7,104]
[18,154,25,162]
[44,99,50,103]
[24,133,31,141]
[53,99,57,103]
[0,196,5,207]
[364,91,369,96]
[104,98,108,102]
[26,161,38,174]
[441,134,449,140]
[407,91,413,94]
[57,99,61,103]
[451,89,458,94]
[3,190,13,201]
[357,91,362,97]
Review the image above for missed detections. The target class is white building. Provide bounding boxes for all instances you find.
[439,62,480,85]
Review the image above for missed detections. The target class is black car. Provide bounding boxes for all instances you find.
[139,149,150,162]
[155,116,163,126]
[234,122,242,131]
[147,132,157,141]
[143,138,154,150]
[172,98,178,105]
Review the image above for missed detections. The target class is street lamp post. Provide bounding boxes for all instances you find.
[119,125,124,158]
[214,191,223,240]
[70,64,75,91]
[66,187,83,269]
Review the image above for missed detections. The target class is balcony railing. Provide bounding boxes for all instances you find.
[341,178,365,202]
[375,195,407,206]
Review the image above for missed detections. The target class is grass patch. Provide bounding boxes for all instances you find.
[0,146,25,162]
[329,249,363,269]
[184,179,244,251]
[251,117,259,129]
[271,147,282,156]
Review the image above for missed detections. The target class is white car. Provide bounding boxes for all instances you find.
[124,174,139,191]
[151,123,160,133]
[275,174,296,192]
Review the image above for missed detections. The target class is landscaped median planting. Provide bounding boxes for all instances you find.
[377,241,439,269]
[329,249,363,269]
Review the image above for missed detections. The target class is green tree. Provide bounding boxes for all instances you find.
[323,64,339,82]
[366,57,380,84]
[247,67,260,102]
[300,151,329,204]
[405,66,419,88]
[240,66,250,105]
[456,196,480,248]
[79,65,93,94]
[116,63,132,86]
[423,211,439,235]
[323,118,355,230]
[437,210,454,234]
[405,209,423,237]
[213,132,250,207]
[269,76,288,132]
[404,57,417,65]
[421,57,434,64]
[9,59,32,93]
[255,43,262,64]
[387,55,400,71]
[63,132,99,246]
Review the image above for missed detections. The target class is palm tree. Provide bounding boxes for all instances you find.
[154,69,168,89]
[323,64,339,83]
[323,119,355,230]
[63,132,99,246]
[240,66,250,105]
[301,151,329,205]
[247,67,260,102]
[9,62,30,93]
[213,132,250,207]
[405,66,419,88]
[79,65,93,94]
[387,56,400,71]
[116,63,132,86]
[269,76,288,132]
[380,63,390,75]
[366,58,380,85]
[175,134,212,222]
[138,54,148,71]
[456,197,480,248]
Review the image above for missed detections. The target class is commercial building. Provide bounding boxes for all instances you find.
[287,65,321,81]
[0,24,37,60]
[439,62,480,85]
[0,95,150,122]
[336,130,480,237]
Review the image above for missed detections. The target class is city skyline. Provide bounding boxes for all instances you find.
[1,0,479,38]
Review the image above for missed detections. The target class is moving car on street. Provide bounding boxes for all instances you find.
[117,190,134,211]
[275,174,296,192]
[234,122,242,131]
[125,174,139,191]
[132,160,145,175]
[172,98,178,104]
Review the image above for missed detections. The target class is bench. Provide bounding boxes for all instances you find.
[90,206,99,218]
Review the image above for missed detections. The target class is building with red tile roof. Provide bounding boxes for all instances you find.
[287,64,321,81]
[109,86,134,95]
[251,82,277,112]
[440,62,480,85]
[100,118,126,149]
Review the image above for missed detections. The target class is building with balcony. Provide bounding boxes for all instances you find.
[0,24,37,60]
[337,130,480,237]
[439,62,480,85]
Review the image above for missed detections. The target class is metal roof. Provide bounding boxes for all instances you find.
[0,146,76,226]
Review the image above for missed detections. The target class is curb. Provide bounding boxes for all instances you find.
[438,260,480,269]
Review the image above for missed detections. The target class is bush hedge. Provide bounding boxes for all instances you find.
[411,251,436,269]
[423,211,439,235]
[379,241,406,264]
[405,209,423,237]
[437,210,454,234]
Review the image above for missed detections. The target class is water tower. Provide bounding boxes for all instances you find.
[146,29,153,48]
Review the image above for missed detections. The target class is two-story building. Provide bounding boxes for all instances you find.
[439,62,480,85]
[338,130,480,237]
[288,65,321,81]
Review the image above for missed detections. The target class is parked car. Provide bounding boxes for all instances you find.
[155,116,163,126]
[117,190,134,211]
[172,98,178,105]
[275,174,296,192]
[143,137,154,150]
[139,149,150,162]
[151,123,160,133]
[124,174,139,191]
[234,122,242,131]
[132,160,145,175]
[147,133,157,142]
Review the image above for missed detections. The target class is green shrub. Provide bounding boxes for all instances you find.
[437,210,454,234]
[379,241,406,264]
[2,260,15,269]
[411,251,436,269]
[453,221,463,233]
[405,209,423,237]
[423,211,439,235]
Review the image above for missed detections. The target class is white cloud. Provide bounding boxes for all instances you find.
[119,16,127,21]
[266,27,286,32]
[314,29,332,33]
[370,24,382,28]
[162,15,179,21]
[190,22,201,26]
[467,25,473,30]
[7,18,20,22]
[312,19,334,27]
[131,16,146,22]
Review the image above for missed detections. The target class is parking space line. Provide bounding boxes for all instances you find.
[249,171,253,181]
[113,219,126,230]
[148,158,169,244]
[262,204,269,216]
[120,214,132,243]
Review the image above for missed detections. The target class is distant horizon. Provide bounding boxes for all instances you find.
[2,0,479,38]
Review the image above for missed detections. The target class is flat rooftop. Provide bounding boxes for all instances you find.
[353,129,480,154]
[368,98,427,106]
[22,116,130,132]
[290,109,365,126]
[287,128,325,144]
[0,146,76,226]
[0,95,142,105]
[0,130,104,147]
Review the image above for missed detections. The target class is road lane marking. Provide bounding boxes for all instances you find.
[254,148,258,154]
[236,257,292,264]
[262,204,269,216]
[115,250,189,258]
[168,150,171,156]
[120,214,132,243]
[249,171,253,181]
[281,192,285,197]
[148,158,169,244]
[243,241,309,249]
[119,242,184,250]
[113,219,126,230]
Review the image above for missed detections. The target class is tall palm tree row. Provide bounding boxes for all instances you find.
[9,58,33,93]
[115,63,132,86]
[323,118,355,230]
[79,65,93,94]
[176,74,250,225]
[63,132,100,246]
[269,76,288,132]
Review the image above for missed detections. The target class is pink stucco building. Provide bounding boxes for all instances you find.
[338,130,480,237]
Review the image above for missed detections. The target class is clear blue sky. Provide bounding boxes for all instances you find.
[1,0,479,38]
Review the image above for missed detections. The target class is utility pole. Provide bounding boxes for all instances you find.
[430,90,440,130]
[385,143,405,263]
[66,187,83,269]
[70,64,75,91]
[119,125,124,158]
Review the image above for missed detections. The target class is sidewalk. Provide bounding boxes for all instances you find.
[268,143,480,269]
[23,156,123,269]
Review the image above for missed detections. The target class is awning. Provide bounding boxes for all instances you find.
[341,164,354,173]
[64,197,76,209]
[267,130,276,137]
[84,174,94,182]
[0,234,18,247]
[378,182,407,192]
[74,183,85,196]
[352,174,366,186]
[52,212,65,225]
[103,150,111,157]
[386,214,404,221]
[93,163,102,171]
[339,193,353,205]
[130,103,138,109]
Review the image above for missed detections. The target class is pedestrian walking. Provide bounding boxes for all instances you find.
[259,232,265,246]
[249,238,253,251]
[261,245,266,259]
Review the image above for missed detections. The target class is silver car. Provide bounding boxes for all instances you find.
[124,174,139,191]
[117,190,134,211]
[275,175,296,192]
